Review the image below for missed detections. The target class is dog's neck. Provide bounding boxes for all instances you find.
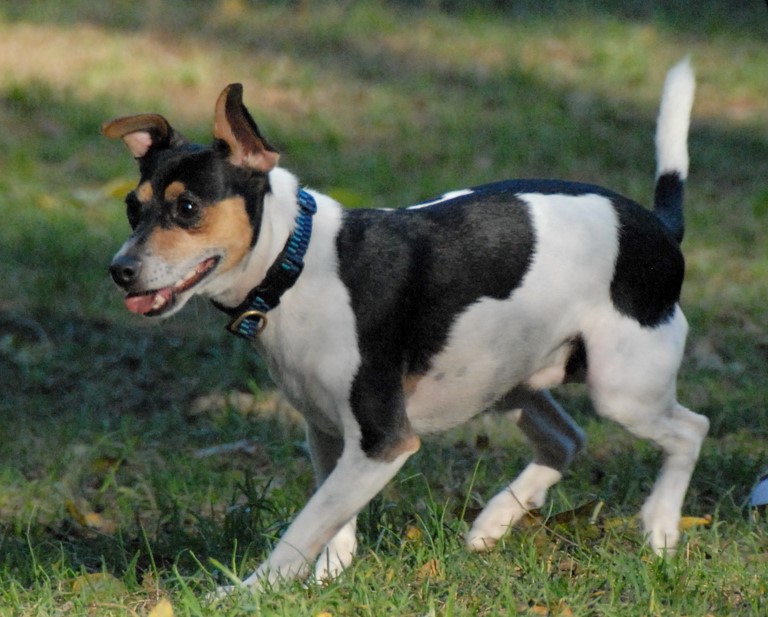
[210,168,317,339]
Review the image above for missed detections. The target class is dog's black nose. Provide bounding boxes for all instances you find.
[110,255,141,287]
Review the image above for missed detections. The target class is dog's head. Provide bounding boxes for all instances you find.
[103,84,279,318]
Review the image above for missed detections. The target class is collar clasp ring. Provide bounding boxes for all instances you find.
[228,309,268,337]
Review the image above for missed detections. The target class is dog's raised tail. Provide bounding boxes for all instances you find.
[653,57,695,244]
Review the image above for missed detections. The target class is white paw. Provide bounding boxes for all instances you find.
[641,501,680,554]
[466,491,525,552]
[314,523,357,582]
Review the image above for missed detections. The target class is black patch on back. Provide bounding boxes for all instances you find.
[610,194,684,327]
[337,188,537,455]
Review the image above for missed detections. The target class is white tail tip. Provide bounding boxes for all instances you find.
[656,57,696,180]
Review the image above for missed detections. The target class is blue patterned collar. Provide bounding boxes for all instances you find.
[216,188,317,340]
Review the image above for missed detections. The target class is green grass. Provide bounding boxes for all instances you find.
[1,1,767,615]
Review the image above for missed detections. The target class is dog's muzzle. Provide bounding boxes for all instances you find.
[110,254,141,289]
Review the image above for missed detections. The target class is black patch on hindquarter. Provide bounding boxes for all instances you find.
[483,180,685,328]
[610,194,684,327]
[337,187,537,455]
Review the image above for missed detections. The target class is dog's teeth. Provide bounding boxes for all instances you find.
[151,294,166,310]
[176,266,200,290]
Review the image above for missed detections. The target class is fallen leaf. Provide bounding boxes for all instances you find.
[404,525,423,542]
[315,612,333,617]
[65,499,88,526]
[71,572,126,597]
[66,500,118,534]
[83,511,119,534]
[527,601,574,616]
[148,598,174,617]
[679,514,713,530]
[603,515,640,532]
[517,509,545,528]
[417,559,443,581]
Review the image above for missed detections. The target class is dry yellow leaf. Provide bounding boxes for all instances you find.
[527,602,574,616]
[404,525,423,541]
[315,612,333,617]
[71,572,126,596]
[417,558,442,581]
[83,511,119,534]
[148,599,174,617]
[66,499,118,534]
[679,514,713,530]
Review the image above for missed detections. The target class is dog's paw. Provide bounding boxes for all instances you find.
[313,523,357,582]
[314,550,353,582]
[645,524,681,556]
[465,491,523,552]
[641,501,680,555]
[206,583,248,605]
[466,530,500,552]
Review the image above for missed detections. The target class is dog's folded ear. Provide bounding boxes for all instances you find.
[213,83,280,173]
[101,114,186,159]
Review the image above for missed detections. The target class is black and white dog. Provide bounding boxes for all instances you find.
[103,58,707,590]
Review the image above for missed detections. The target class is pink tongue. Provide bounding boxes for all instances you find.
[124,288,173,315]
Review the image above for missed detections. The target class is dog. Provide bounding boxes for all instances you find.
[103,58,708,591]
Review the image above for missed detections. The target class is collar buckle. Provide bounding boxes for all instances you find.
[227,309,268,339]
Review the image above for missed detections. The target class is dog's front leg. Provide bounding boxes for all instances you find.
[240,430,420,589]
[306,424,357,581]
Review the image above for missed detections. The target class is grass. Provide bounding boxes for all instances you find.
[1,0,767,615]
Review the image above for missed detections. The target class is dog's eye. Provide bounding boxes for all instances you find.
[173,198,201,224]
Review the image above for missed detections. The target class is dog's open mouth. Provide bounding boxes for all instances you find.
[124,256,220,317]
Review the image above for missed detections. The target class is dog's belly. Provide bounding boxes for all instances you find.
[404,297,576,433]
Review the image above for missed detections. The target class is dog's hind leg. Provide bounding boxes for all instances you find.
[466,388,585,551]
[586,307,709,553]
[306,424,358,582]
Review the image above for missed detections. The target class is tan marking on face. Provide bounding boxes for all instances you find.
[374,433,421,463]
[136,181,153,203]
[146,196,253,274]
[164,181,187,203]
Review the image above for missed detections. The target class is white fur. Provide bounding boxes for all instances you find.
[408,189,475,209]
[656,57,695,179]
